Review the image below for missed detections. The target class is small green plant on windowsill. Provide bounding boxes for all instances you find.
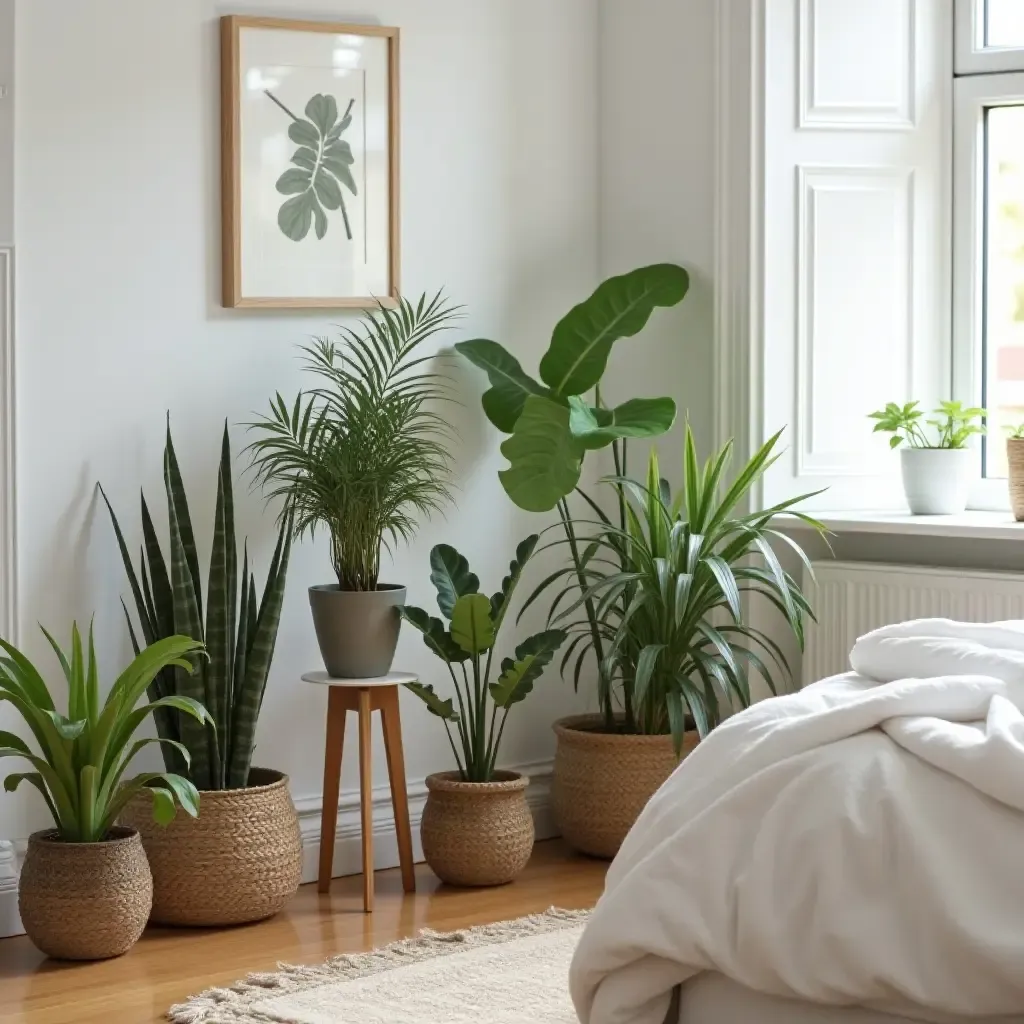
[1004,423,1024,440]
[868,400,987,449]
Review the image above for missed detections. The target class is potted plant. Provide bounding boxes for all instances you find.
[400,538,565,886]
[543,431,825,857]
[0,625,209,959]
[249,292,459,678]
[102,422,300,927]
[1005,423,1024,520]
[868,400,986,514]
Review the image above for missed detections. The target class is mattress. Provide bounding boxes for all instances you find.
[678,973,1024,1024]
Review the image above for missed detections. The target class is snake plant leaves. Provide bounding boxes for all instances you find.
[429,544,480,620]
[567,396,677,450]
[274,92,357,242]
[404,682,459,721]
[398,606,468,663]
[489,629,566,709]
[538,264,689,396]
[489,534,539,630]
[454,340,549,433]
[450,594,495,656]
[498,395,586,512]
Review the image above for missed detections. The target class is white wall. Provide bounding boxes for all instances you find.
[598,0,717,462]
[2,0,600,841]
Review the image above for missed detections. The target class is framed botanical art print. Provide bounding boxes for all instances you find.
[221,16,400,308]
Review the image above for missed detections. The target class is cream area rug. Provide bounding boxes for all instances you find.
[168,908,588,1024]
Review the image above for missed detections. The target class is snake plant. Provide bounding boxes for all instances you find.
[0,626,210,842]
[401,538,566,782]
[101,421,292,790]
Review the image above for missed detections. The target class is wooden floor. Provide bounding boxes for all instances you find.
[0,841,606,1024]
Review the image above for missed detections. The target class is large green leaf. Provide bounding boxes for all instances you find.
[429,544,480,620]
[404,682,459,721]
[498,396,585,512]
[568,396,677,450]
[538,264,689,396]
[450,594,495,655]
[454,340,548,433]
[489,534,539,631]
[489,629,566,708]
[398,606,467,663]
[271,92,356,242]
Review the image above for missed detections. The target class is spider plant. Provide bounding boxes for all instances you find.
[400,538,565,782]
[538,427,826,751]
[0,626,210,842]
[247,292,459,591]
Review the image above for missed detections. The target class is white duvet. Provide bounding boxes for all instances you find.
[569,619,1024,1024]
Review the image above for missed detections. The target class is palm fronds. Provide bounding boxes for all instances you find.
[247,292,460,590]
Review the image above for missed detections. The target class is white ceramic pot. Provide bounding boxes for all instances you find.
[899,447,972,515]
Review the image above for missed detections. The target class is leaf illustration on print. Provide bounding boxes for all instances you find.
[265,90,358,242]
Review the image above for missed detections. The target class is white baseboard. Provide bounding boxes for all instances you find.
[0,760,557,938]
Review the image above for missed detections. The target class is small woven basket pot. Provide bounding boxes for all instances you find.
[119,768,301,927]
[552,714,699,859]
[421,770,534,887]
[18,826,152,960]
[1008,439,1024,521]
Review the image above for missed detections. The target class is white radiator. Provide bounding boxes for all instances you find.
[802,561,1024,685]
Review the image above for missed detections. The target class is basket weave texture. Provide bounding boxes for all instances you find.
[552,714,699,859]
[119,767,301,926]
[18,826,152,960]
[1008,440,1024,521]
[420,770,534,887]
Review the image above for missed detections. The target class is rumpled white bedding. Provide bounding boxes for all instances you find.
[569,619,1024,1024]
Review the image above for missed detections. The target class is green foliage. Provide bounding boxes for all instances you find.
[533,428,826,753]
[0,625,210,842]
[1006,423,1024,440]
[102,421,292,790]
[247,293,459,591]
[401,539,565,782]
[268,91,357,242]
[868,400,987,449]
[457,264,689,512]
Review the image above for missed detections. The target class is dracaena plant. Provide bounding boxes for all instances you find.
[0,626,210,842]
[101,421,292,791]
[400,538,566,782]
[868,400,987,449]
[537,428,826,750]
[247,292,458,592]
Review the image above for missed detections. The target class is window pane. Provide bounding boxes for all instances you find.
[983,104,1024,478]
[986,0,1024,48]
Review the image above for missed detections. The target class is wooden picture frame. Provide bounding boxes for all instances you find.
[220,16,401,309]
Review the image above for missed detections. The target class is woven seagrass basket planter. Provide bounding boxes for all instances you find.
[421,770,534,887]
[119,768,301,927]
[18,826,152,960]
[1008,439,1024,521]
[552,714,699,859]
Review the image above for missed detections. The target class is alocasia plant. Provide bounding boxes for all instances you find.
[266,91,358,242]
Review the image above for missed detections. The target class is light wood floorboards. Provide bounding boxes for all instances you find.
[0,840,606,1024]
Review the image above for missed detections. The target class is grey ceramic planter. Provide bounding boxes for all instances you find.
[308,584,406,678]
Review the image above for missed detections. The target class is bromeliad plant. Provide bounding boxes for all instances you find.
[247,292,459,592]
[101,422,292,791]
[868,400,987,449]
[400,539,566,782]
[538,428,826,751]
[0,626,210,842]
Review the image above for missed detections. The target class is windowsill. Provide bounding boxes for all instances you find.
[782,509,1024,541]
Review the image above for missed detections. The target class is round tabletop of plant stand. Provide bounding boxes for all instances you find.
[301,671,418,688]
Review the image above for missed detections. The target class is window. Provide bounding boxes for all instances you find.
[954,1,1024,507]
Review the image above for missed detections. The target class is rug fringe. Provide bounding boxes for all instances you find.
[166,906,589,1024]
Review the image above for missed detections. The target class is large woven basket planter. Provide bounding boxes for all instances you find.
[18,826,152,960]
[552,714,699,859]
[1009,439,1024,521]
[119,767,301,927]
[421,770,534,887]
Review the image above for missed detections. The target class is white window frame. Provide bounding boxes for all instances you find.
[953,1,1024,510]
